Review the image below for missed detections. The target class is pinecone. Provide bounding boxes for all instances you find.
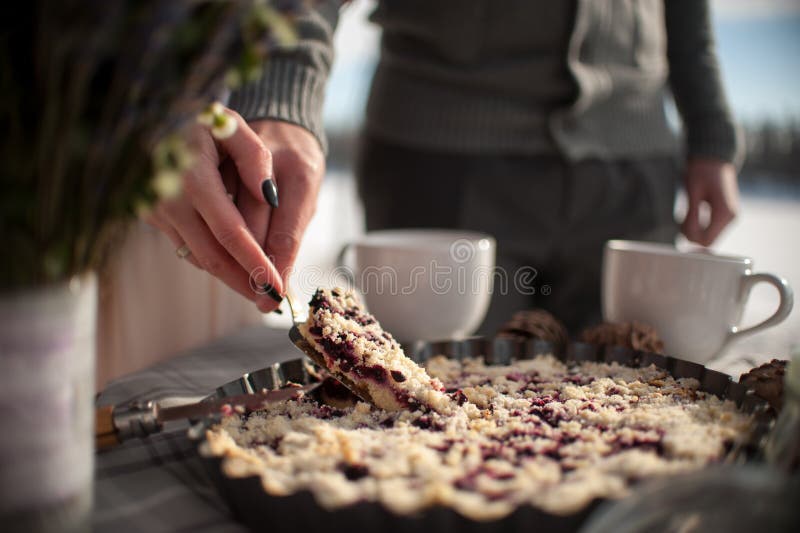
[579,322,665,354]
[496,309,569,354]
[740,359,787,412]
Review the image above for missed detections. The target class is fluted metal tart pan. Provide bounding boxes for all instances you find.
[191,337,774,533]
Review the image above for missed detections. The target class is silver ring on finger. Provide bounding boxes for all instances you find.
[176,244,192,259]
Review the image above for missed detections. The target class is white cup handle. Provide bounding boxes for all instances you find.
[729,272,794,341]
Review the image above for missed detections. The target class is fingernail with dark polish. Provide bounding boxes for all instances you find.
[261,178,279,208]
[272,308,283,315]
[262,283,283,304]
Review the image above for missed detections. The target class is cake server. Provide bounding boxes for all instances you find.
[95,383,318,451]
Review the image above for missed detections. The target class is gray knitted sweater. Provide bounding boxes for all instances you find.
[229,0,743,165]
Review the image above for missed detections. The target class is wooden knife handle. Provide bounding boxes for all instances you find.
[95,405,120,451]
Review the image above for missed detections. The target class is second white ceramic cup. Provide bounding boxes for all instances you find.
[602,240,793,363]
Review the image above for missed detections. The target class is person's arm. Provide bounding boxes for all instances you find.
[228,1,342,284]
[228,0,341,153]
[665,0,742,246]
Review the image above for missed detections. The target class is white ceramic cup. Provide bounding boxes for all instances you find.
[339,229,496,342]
[602,240,794,363]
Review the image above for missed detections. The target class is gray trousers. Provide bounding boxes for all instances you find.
[356,136,679,336]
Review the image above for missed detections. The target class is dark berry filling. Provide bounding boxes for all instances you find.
[563,374,594,385]
[429,439,455,452]
[480,444,502,461]
[355,364,388,383]
[309,289,331,311]
[607,428,666,456]
[311,404,347,419]
[455,466,515,493]
[529,395,555,407]
[529,402,564,427]
[449,389,468,405]
[318,334,358,372]
[343,308,376,326]
[390,370,406,382]
[397,392,416,410]
[723,440,735,454]
[454,476,476,491]
[339,463,369,481]
[321,377,358,401]
[413,415,444,431]
[581,402,598,412]
[560,463,577,473]
[543,447,561,461]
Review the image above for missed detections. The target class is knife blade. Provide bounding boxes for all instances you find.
[156,384,317,423]
[96,383,319,451]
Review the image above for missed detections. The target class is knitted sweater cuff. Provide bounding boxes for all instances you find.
[228,57,328,154]
[686,117,746,169]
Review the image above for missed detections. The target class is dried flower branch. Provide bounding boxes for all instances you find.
[0,0,302,290]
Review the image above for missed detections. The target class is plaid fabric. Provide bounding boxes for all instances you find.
[94,325,300,533]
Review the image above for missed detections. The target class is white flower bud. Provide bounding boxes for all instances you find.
[151,169,182,199]
[211,113,238,139]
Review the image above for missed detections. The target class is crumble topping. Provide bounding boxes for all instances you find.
[204,355,753,520]
[297,288,454,413]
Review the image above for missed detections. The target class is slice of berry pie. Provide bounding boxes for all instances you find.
[298,288,454,413]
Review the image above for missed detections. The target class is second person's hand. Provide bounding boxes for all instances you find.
[680,157,739,247]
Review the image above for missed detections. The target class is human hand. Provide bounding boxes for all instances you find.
[145,107,284,312]
[680,158,739,246]
[242,120,325,286]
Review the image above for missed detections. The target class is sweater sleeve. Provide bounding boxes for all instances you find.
[665,0,744,167]
[227,1,342,154]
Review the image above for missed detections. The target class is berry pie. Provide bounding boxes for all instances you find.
[204,290,753,520]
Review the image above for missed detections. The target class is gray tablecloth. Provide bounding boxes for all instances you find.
[94,326,299,533]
